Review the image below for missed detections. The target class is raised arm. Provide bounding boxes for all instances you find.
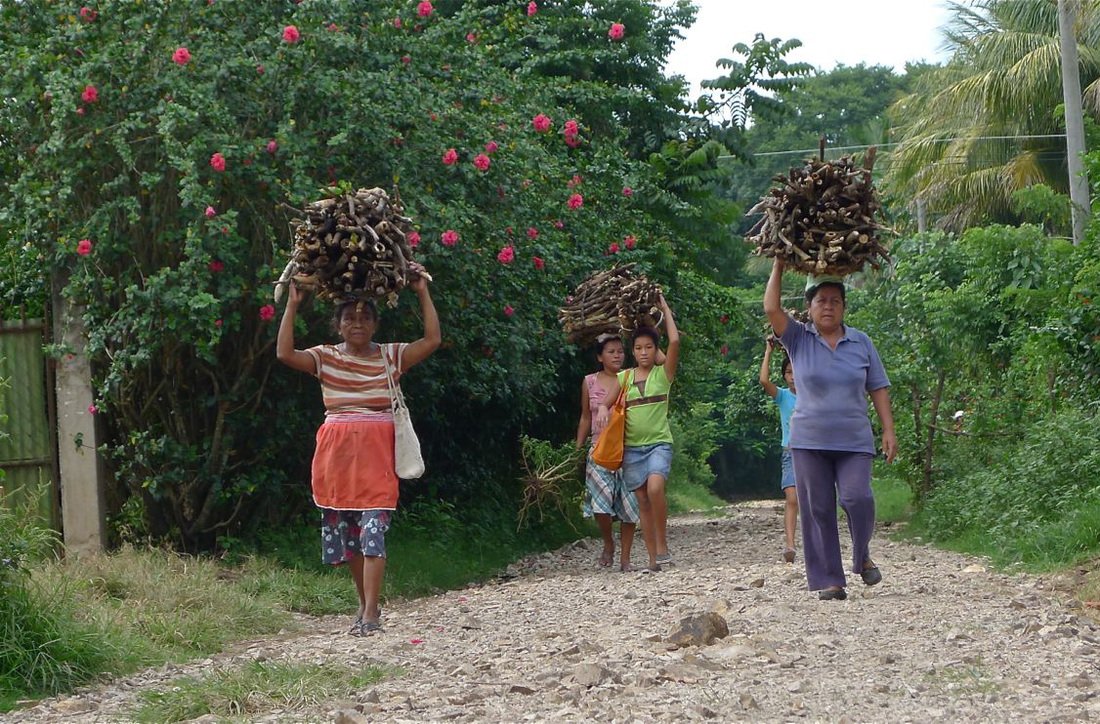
[869,387,897,463]
[276,283,318,374]
[758,341,778,398]
[399,263,441,372]
[575,378,592,449]
[659,294,680,383]
[764,258,789,337]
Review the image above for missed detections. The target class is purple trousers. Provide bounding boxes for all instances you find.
[790,449,875,591]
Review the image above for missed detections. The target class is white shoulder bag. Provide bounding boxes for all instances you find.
[381,346,425,479]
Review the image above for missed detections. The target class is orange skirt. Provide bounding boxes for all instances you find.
[311,419,398,510]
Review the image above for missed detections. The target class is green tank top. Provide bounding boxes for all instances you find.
[620,364,673,446]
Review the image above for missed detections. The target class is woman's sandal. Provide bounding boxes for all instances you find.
[359,620,383,635]
[348,617,364,636]
[860,562,882,586]
[818,587,847,601]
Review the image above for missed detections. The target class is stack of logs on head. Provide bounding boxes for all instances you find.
[558,263,663,346]
[275,187,420,306]
[746,147,891,276]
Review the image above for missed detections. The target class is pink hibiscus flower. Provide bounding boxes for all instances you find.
[608,22,625,40]
[466,32,477,43]
[624,234,636,249]
[441,229,459,247]
[417,1,433,17]
[527,1,538,16]
[532,256,545,270]
[259,304,276,321]
[87,404,98,415]
[209,152,226,172]
[393,17,403,28]
[76,238,93,256]
[204,206,217,218]
[441,148,459,165]
[79,6,97,22]
[526,227,539,240]
[282,25,300,43]
[503,305,515,317]
[209,260,225,273]
[608,242,620,254]
[266,140,278,154]
[485,140,499,154]
[407,231,421,248]
[172,47,191,65]
[473,153,491,171]
[532,113,552,133]
[622,186,634,197]
[497,246,515,264]
[567,193,583,210]
[81,85,98,104]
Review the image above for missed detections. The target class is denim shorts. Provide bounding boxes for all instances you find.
[780,448,796,490]
[622,443,673,492]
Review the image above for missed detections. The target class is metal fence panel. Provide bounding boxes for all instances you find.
[0,319,57,527]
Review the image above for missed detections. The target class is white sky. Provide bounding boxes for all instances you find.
[663,0,955,96]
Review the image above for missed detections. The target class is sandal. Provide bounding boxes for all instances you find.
[348,616,364,636]
[655,553,674,566]
[860,562,882,586]
[783,548,796,564]
[359,620,383,635]
[598,550,614,568]
[818,588,847,601]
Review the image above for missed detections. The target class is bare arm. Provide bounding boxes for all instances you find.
[869,387,897,463]
[659,294,680,383]
[276,283,317,374]
[575,379,592,449]
[764,258,789,338]
[758,342,778,398]
[399,263,441,372]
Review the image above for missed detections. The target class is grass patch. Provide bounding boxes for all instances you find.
[132,660,387,723]
[872,467,915,525]
[668,478,727,514]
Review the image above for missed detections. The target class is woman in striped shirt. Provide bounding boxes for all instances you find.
[277,263,439,634]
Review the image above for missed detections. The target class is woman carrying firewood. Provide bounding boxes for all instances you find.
[276,262,439,635]
[764,258,896,601]
[575,333,640,571]
[615,294,679,572]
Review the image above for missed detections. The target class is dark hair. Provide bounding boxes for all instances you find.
[781,355,792,377]
[332,298,379,331]
[631,326,660,348]
[594,334,623,356]
[805,281,846,306]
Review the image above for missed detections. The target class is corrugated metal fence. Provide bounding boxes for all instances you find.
[0,318,58,528]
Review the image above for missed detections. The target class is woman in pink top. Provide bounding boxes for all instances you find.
[575,333,640,571]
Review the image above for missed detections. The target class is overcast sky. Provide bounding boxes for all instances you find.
[662,0,955,96]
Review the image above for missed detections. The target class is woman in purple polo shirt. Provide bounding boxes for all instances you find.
[763,258,897,601]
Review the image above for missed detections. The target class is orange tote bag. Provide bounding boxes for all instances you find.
[591,371,631,470]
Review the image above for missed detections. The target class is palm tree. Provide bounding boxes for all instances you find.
[886,0,1100,230]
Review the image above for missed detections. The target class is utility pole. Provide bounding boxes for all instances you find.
[1058,0,1091,245]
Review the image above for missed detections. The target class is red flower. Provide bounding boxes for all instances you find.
[442,148,459,166]
[209,260,225,273]
[76,238,93,256]
[567,193,583,210]
[402,55,412,65]
[76,107,85,116]
[563,119,579,135]
[532,114,552,133]
[393,17,403,28]
[497,246,515,264]
[526,227,539,240]
[608,242,620,254]
[209,152,226,172]
[624,234,636,249]
[327,23,339,32]
[215,319,223,327]
[466,32,477,43]
[282,25,300,43]
[172,47,191,65]
[266,140,278,154]
[533,256,545,270]
[720,314,729,324]
[87,404,98,415]
[256,64,265,74]
[564,135,581,148]
[567,173,583,188]
[259,304,276,321]
[407,231,421,248]
[608,22,625,40]
[79,6,97,21]
[410,638,425,645]
[721,344,730,356]
[553,219,564,229]
[622,186,634,197]
[473,153,491,171]
[81,84,98,104]
[441,229,459,247]
[417,1,433,18]
[503,305,515,317]
[527,2,537,16]
[485,140,499,154]
[204,206,217,218]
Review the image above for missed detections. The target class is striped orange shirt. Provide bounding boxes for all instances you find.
[305,342,408,415]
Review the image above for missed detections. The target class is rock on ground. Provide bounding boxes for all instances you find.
[10,502,1100,723]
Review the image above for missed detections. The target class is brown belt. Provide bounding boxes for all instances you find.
[626,394,668,408]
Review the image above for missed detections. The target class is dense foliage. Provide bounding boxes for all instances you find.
[0,0,753,548]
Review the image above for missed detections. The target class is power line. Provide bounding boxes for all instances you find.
[717,133,1069,162]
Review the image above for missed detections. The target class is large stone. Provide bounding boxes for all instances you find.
[665,612,730,649]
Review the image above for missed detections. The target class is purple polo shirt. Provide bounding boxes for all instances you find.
[779,317,890,454]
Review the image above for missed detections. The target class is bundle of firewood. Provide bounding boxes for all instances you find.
[274,187,424,305]
[746,148,890,276]
[558,263,662,346]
